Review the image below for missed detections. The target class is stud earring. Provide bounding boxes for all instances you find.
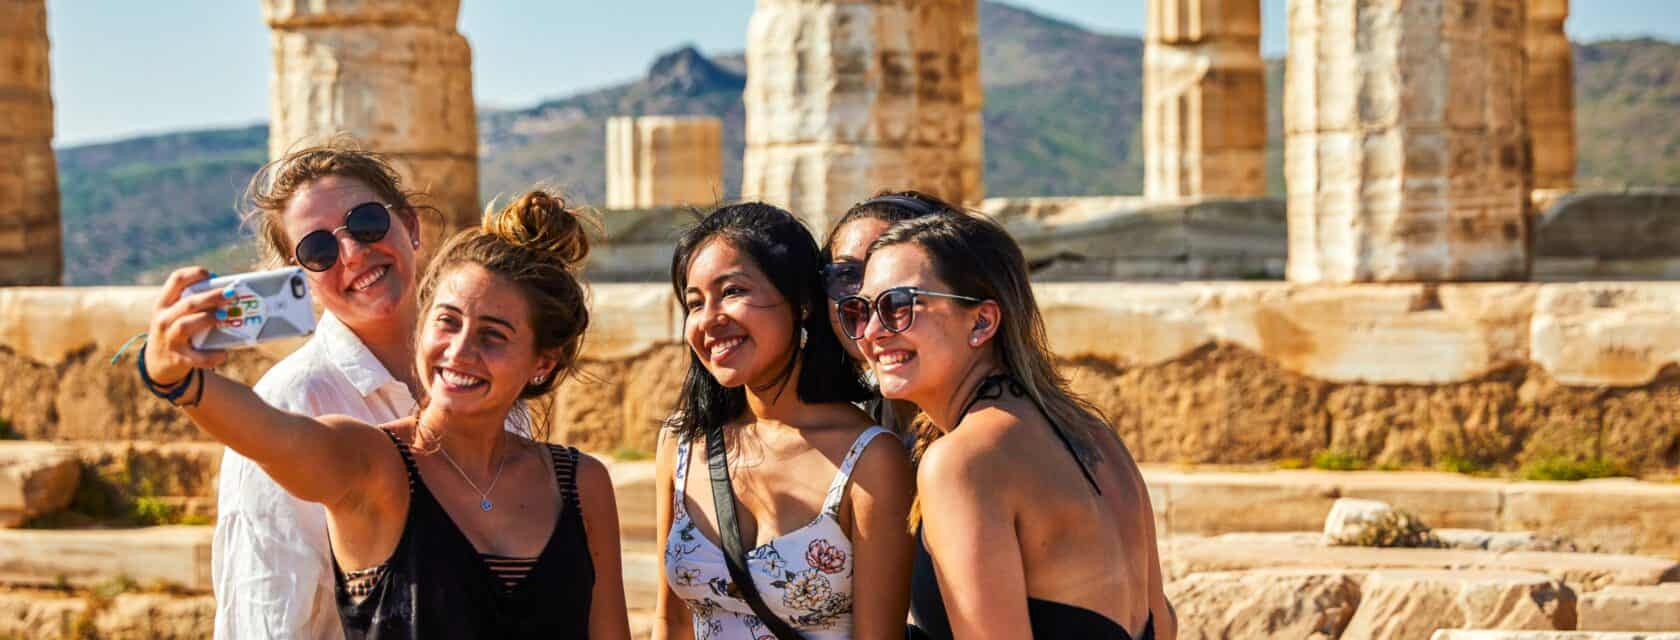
[531,375,546,385]
[412,239,420,249]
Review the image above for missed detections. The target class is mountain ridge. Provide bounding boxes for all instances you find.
[53,2,1680,284]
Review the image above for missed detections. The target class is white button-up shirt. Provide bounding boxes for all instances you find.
[212,313,416,640]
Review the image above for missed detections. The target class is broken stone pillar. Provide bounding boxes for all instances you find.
[741,0,983,235]
[0,0,61,285]
[1526,0,1574,190]
[606,116,724,209]
[1144,0,1267,200]
[1286,0,1531,283]
[263,0,479,239]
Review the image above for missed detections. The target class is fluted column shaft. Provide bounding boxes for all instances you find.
[0,0,60,285]
[1145,0,1267,199]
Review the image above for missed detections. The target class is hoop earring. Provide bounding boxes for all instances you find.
[800,327,809,350]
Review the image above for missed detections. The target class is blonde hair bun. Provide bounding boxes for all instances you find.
[481,190,594,269]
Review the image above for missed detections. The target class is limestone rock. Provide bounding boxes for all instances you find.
[1435,529,1579,553]
[1286,0,1531,282]
[0,442,78,527]
[0,0,61,285]
[740,0,982,234]
[1525,0,1574,190]
[1166,569,1362,639]
[1342,570,1576,639]
[0,526,212,591]
[1323,498,1439,548]
[1530,283,1680,387]
[1578,584,1680,632]
[607,116,723,210]
[1433,633,1680,640]
[1144,0,1266,198]
[263,0,479,235]
[0,590,214,640]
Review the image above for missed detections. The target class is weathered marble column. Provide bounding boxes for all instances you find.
[1145,0,1267,199]
[1286,0,1530,283]
[1526,0,1574,190]
[741,0,983,234]
[0,0,61,285]
[263,0,479,239]
[606,116,724,209]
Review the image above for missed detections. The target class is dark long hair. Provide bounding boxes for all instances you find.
[822,190,959,261]
[666,202,871,441]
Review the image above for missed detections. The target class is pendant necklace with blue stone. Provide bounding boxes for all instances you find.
[437,440,509,512]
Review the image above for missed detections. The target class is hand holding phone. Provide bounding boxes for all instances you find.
[182,267,317,350]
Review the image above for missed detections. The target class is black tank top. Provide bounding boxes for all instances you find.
[333,429,595,638]
[907,375,1154,640]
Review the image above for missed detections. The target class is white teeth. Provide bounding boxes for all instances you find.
[350,266,387,292]
[878,351,914,365]
[437,368,484,387]
[709,336,745,357]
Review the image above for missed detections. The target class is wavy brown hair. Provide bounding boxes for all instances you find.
[241,138,434,266]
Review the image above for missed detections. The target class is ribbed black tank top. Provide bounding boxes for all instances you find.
[333,429,595,638]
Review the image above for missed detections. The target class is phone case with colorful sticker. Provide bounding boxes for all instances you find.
[184,267,317,350]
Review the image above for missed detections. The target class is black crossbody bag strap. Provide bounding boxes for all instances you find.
[704,426,805,640]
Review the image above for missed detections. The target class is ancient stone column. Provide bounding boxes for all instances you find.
[606,116,724,209]
[1144,0,1267,200]
[0,0,61,285]
[1526,0,1574,190]
[1286,0,1530,283]
[741,0,983,235]
[263,0,479,241]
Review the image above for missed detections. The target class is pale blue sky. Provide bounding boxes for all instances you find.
[46,1,1680,147]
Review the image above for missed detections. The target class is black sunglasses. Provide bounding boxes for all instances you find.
[835,286,985,340]
[820,261,865,301]
[292,202,393,272]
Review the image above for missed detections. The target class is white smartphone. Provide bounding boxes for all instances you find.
[184,267,317,350]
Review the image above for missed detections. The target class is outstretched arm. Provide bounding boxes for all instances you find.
[144,267,385,507]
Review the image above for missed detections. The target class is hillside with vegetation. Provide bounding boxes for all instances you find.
[53,3,1680,284]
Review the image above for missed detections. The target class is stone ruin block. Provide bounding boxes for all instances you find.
[606,116,724,210]
[740,0,982,235]
[0,0,60,286]
[263,0,479,237]
[1525,0,1574,190]
[1145,0,1267,199]
[1286,0,1531,283]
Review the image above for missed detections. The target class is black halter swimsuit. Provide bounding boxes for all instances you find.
[907,375,1155,640]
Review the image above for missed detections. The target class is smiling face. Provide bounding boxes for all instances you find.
[857,244,985,405]
[682,238,799,390]
[279,175,419,333]
[825,217,892,364]
[417,264,556,421]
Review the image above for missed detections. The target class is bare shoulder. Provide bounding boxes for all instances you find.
[916,414,1017,499]
[573,450,613,492]
[849,429,912,489]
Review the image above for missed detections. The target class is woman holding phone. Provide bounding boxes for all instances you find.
[654,203,914,640]
[838,212,1176,640]
[148,191,631,638]
[213,143,435,639]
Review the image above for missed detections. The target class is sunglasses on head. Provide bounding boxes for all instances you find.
[835,286,985,341]
[292,202,393,272]
[820,261,865,301]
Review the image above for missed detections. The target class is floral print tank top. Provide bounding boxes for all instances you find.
[665,426,892,640]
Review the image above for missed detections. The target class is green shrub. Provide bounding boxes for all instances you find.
[1311,449,1367,471]
[1275,457,1308,470]
[1520,457,1627,482]
[1437,454,1491,475]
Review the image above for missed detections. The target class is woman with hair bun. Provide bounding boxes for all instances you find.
[141,190,631,639]
[839,212,1175,640]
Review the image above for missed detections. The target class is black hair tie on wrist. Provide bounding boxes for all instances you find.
[137,344,199,405]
